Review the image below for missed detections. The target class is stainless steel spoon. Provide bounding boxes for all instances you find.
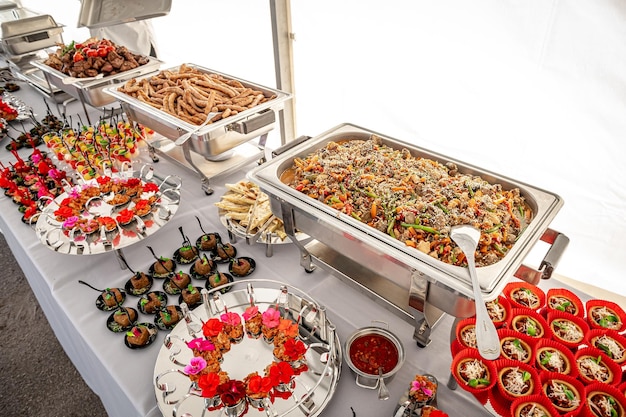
[450,225,500,360]
[377,367,390,401]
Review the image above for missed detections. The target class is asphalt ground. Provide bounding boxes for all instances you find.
[0,232,108,417]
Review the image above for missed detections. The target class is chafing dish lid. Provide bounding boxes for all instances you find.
[0,10,61,40]
[0,1,19,11]
[77,0,172,28]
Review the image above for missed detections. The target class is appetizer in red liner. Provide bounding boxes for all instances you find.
[485,295,511,328]
[498,328,535,364]
[455,317,477,350]
[583,382,626,417]
[547,310,589,350]
[534,339,578,377]
[587,329,626,366]
[545,287,584,318]
[504,281,546,311]
[586,300,626,333]
[510,308,549,339]
[495,359,540,401]
[575,347,622,385]
[511,394,560,417]
[539,371,584,416]
[451,348,497,394]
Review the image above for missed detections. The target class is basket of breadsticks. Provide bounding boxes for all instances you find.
[215,180,304,246]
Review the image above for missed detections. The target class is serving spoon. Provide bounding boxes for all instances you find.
[450,225,500,360]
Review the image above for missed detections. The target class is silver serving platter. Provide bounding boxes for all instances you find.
[34,170,181,255]
[153,280,342,417]
[31,55,162,107]
[104,63,292,157]
[248,123,564,317]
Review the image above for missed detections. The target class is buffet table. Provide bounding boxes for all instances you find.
[0,73,609,417]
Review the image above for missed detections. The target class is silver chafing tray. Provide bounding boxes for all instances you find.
[104,64,292,156]
[77,0,172,28]
[248,123,568,346]
[30,55,162,107]
[0,9,63,57]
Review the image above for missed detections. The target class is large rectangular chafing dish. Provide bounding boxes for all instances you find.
[249,123,568,346]
[30,55,162,108]
[0,8,63,57]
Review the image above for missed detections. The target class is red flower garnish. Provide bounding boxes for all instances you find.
[142,182,159,193]
[198,372,221,398]
[282,338,307,361]
[268,361,294,386]
[115,208,134,225]
[53,206,74,220]
[217,379,246,406]
[202,318,224,338]
[246,374,273,395]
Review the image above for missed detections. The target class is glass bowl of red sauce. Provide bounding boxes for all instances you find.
[345,325,406,390]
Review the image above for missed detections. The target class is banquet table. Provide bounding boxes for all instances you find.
[0,73,608,417]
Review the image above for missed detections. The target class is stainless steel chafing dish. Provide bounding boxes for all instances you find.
[104,64,292,195]
[248,123,569,346]
[30,56,162,108]
[77,0,172,29]
[0,8,63,57]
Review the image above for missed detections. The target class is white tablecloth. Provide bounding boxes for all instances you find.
[0,80,596,417]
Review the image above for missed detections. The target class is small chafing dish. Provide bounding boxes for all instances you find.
[248,123,569,346]
[104,64,292,195]
[30,56,162,108]
[0,8,63,57]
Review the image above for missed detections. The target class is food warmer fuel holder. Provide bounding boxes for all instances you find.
[248,123,569,347]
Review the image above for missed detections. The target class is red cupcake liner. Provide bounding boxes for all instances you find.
[455,317,478,350]
[509,308,550,340]
[504,280,546,311]
[451,348,498,395]
[534,338,579,378]
[494,358,541,402]
[586,299,626,333]
[511,394,561,417]
[586,328,626,366]
[619,380,626,398]
[547,310,590,350]
[488,387,513,417]
[473,390,489,405]
[450,339,464,358]
[539,371,586,417]
[575,346,623,386]
[582,382,626,417]
[497,327,536,364]
[486,295,511,328]
[545,287,585,318]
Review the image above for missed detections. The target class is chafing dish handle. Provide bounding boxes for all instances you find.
[229,108,275,135]
[271,135,311,157]
[514,228,569,285]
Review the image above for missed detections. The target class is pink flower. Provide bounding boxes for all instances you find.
[184,357,207,375]
[410,380,433,397]
[242,305,259,321]
[220,312,241,326]
[262,307,280,328]
[186,338,215,352]
[62,216,79,229]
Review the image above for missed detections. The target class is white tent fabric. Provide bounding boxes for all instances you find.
[21,0,626,296]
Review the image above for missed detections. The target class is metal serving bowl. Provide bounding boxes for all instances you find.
[344,325,405,390]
